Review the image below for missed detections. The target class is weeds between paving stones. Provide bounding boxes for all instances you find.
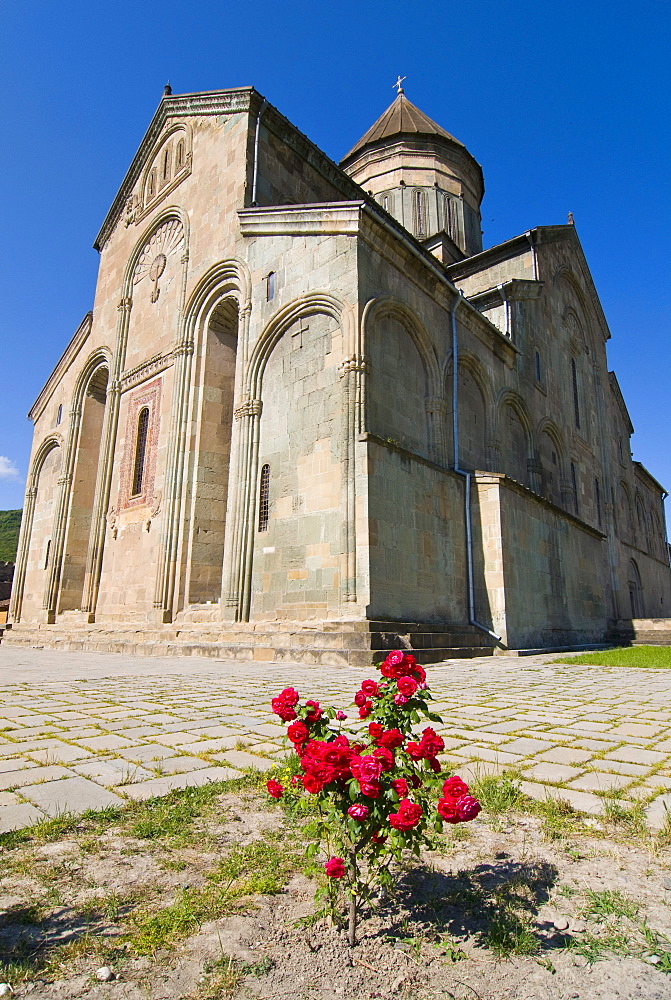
[1,771,671,998]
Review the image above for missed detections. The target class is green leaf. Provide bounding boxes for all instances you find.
[427,713,443,723]
[348,782,359,801]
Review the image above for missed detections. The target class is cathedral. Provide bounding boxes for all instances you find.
[7,85,671,664]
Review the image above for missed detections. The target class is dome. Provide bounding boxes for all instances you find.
[341,92,484,260]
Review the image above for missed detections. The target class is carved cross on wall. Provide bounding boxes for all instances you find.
[292,318,309,349]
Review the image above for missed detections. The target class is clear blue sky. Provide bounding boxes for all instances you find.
[1,0,669,520]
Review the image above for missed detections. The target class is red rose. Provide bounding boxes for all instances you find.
[279,687,299,706]
[413,664,426,684]
[419,727,445,757]
[373,746,394,771]
[389,799,423,831]
[456,795,481,822]
[399,653,417,674]
[397,675,418,698]
[405,742,424,760]
[305,700,322,722]
[353,690,367,707]
[351,755,383,784]
[324,857,346,878]
[378,728,405,750]
[368,722,384,740]
[394,694,408,706]
[428,757,442,773]
[371,831,387,844]
[348,804,369,820]
[437,797,459,823]
[271,698,297,722]
[391,778,408,797]
[409,775,423,789]
[361,679,379,698]
[302,773,324,794]
[359,780,381,798]
[358,701,373,719]
[442,776,469,800]
[336,710,348,720]
[266,779,283,799]
[287,720,309,745]
[384,650,405,666]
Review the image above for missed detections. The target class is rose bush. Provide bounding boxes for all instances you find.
[265,650,481,945]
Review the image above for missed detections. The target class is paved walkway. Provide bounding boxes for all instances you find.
[0,646,670,832]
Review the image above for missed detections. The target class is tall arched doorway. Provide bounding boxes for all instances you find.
[187,297,238,604]
[59,366,109,611]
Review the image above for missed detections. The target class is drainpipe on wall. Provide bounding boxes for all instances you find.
[251,98,268,207]
[451,291,503,643]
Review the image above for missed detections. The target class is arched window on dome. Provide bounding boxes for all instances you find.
[444,195,457,241]
[414,190,426,237]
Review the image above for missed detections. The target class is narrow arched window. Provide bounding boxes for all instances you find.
[444,195,457,239]
[258,464,270,531]
[176,139,185,169]
[571,358,580,429]
[131,407,150,497]
[266,272,275,301]
[414,190,426,237]
[56,403,63,425]
[535,350,542,383]
[148,170,156,199]
[162,147,170,181]
[571,462,579,515]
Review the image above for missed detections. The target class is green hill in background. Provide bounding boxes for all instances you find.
[0,510,22,563]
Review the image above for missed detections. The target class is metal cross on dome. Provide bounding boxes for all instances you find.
[393,75,406,95]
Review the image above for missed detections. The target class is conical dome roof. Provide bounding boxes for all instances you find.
[341,92,464,165]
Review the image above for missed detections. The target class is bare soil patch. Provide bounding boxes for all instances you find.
[0,773,670,1000]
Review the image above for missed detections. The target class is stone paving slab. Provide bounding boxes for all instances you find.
[0,644,670,831]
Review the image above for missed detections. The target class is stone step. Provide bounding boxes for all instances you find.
[2,620,497,666]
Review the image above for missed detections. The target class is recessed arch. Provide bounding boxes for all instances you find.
[362,297,440,399]
[496,389,534,487]
[123,206,189,298]
[536,418,566,506]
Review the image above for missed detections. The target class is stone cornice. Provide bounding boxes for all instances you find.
[468,279,544,309]
[28,312,93,423]
[238,203,363,236]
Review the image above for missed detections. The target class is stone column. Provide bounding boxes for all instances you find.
[152,251,191,622]
[81,297,132,619]
[9,486,37,623]
[226,398,262,622]
[221,303,252,618]
[338,355,367,603]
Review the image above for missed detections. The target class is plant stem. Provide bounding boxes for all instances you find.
[348,849,357,947]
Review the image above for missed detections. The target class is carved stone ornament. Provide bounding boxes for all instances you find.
[133,218,185,301]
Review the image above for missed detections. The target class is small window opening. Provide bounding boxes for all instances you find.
[162,148,170,181]
[258,464,270,531]
[56,404,63,425]
[266,272,275,301]
[131,408,150,497]
[414,190,425,237]
[148,170,156,199]
[44,539,51,570]
[571,358,580,428]
[176,139,185,168]
[595,477,602,528]
[444,195,457,239]
[618,436,624,462]
[383,194,390,212]
[551,451,557,465]
[535,350,542,383]
[571,462,579,515]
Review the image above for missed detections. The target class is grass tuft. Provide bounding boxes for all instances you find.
[554,646,671,669]
[469,771,523,815]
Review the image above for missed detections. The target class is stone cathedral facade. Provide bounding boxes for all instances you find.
[7,86,671,664]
